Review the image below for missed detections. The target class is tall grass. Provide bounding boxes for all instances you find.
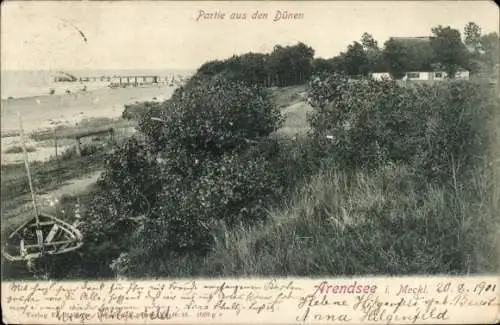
[130,161,497,278]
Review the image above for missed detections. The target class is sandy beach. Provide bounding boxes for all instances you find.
[1,84,176,164]
[1,84,175,134]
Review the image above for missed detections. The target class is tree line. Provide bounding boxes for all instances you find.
[196,42,315,87]
[193,22,498,85]
[314,22,499,79]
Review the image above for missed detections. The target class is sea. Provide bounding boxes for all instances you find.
[1,69,194,99]
[1,69,195,138]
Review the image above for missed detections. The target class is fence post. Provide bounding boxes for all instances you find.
[75,138,82,156]
[109,128,115,144]
[54,129,58,159]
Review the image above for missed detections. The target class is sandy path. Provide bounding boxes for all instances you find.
[277,100,313,136]
[38,170,102,202]
[4,170,103,225]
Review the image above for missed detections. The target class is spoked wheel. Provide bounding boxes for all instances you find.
[2,113,85,271]
[2,213,83,263]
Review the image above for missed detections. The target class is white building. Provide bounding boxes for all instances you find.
[372,68,470,81]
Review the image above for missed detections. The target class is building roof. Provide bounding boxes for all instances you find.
[391,36,431,42]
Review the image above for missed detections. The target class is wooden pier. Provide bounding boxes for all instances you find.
[53,73,187,88]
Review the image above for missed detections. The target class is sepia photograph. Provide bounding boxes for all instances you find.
[1,0,499,286]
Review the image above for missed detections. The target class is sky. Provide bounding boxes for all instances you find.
[1,0,499,71]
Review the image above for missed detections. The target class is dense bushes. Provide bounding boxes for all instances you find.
[81,77,285,273]
[139,76,283,153]
[306,73,497,181]
[122,101,162,121]
[195,43,315,87]
[122,151,282,266]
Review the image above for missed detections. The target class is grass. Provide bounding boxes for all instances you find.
[205,164,498,276]
[29,117,136,141]
[1,115,138,239]
[126,161,499,277]
[0,146,105,223]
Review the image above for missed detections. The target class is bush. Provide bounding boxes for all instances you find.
[139,76,284,153]
[82,77,285,275]
[126,151,278,260]
[306,74,497,181]
[122,101,162,121]
[82,137,159,241]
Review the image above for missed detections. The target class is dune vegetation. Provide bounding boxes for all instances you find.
[2,22,499,280]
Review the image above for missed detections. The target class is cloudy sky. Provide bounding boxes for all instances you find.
[1,1,498,71]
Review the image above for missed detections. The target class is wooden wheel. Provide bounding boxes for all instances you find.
[2,213,83,262]
[2,113,84,265]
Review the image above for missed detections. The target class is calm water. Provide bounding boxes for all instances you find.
[1,69,194,99]
[1,69,194,135]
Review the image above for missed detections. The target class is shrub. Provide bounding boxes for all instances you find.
[92,134,328,278]
[82,136,160,242]
[125,150,279,260]
[82,77,285,274]
[139,76,284,153]
[122,101,162,121]
[306,74,497,181]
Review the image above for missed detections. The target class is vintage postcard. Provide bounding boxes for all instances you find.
[1,0,499,324]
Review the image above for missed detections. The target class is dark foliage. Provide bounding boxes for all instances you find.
[80,77,286,273]
[122,101,162,121]
[194,42,315,87]
[139,76,283,153]
[306,73,497,181]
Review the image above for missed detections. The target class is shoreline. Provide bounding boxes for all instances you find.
[1,84,176,135]
[1,68,193,100]
[1,84,175,165]
[1,81,184,101]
